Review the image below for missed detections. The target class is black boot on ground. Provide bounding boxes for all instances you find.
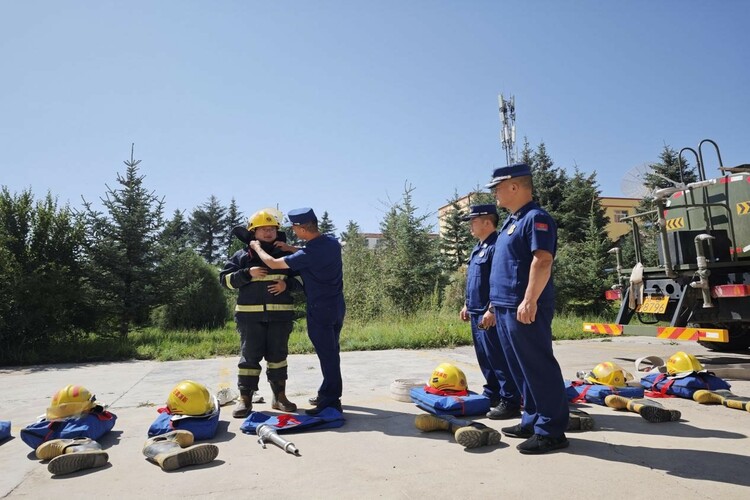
[270,380,297,412]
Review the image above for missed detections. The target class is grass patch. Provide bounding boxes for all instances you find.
[5,310,604,365]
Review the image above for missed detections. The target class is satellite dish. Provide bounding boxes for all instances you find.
[620,163,653,199]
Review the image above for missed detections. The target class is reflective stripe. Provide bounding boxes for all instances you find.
[266,360,288,369]
[235,305,264,313]
[235,304,295,313]
[294,276,304,286]
[238,368,262,376]
[251,274,287,282]
[266,304,295,311]
[224,274,235,290]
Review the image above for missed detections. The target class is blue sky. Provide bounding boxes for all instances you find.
[1,1,748,233]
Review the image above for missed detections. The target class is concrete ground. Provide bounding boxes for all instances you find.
[1,336,749,499]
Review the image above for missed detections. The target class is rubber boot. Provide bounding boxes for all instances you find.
[36,437,109,476]
[694,389,750,412]
[233,394,253,418]
[414,414,501,449]
[605,395,681,423]
[270,380,297,412]
[142,430,218,471]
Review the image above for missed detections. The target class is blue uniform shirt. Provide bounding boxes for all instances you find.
[284,235,344,305]
[489,201,557,308]
[465,230,498,314]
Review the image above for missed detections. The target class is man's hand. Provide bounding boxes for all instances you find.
[267,279,287,296]
[249,240,261,252]
[517,298,537,324]
[248,266,267,279]
[479,309,496,329]
[274,241,298,253]
[459,305,469,321]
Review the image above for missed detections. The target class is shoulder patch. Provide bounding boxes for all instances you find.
[534,222,549,232]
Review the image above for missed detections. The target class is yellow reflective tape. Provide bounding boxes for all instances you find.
[737,201,750,215]
[251,274,287,282]
[235,305,264,313]
[266,360,288,369]
[238,368,262,376]
[266,304,295,311]
[224,274,235,290]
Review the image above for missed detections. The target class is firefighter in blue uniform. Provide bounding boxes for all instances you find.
[481,163,570,454]
[461,204,522,419]
[250,207,346,416]
[220,209,301,418]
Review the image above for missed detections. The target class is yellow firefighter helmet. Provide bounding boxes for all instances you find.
[585,361,631,387]
[46,385,96,420]
[666,351,703,375]
[428,363,468,393]
[167,380,214,416]
[247,208,282,231]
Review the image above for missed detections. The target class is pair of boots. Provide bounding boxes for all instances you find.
[36,437,108,476]
[415,414,501,449]
[233,381,297,418]
[142,430,218,471]
[605,395,681,423]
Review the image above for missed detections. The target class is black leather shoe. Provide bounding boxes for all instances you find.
[305,400,342,416]
[486,401,521,420]
[517,434,569,454]
[501,423,534,439]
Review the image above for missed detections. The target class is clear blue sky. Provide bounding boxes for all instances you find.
[2,1,748,233]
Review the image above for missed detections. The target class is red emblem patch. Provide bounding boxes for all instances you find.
[534,222,548,231]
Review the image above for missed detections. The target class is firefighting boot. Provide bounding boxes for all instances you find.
[142,430,218,471]
[605,395,681,423]
[270,380,298,412]
[36,437,109,476]
[415,414,501,449]
[233,393,253,418]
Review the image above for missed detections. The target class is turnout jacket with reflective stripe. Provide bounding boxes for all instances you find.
[219,241,301,322]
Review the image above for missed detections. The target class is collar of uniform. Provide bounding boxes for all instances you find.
[480,230,498,246]
[512,200,540,219]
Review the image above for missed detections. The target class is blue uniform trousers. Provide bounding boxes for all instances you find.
[469,313,521,407]
[307,299,345,406]
[494,306,569,437]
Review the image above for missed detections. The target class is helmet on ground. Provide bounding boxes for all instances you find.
[666,351,703,375]
[428,363,468,393]
[247,208,282,231]
[46,385,96,420]
[167,380,214,416]
[585,362,631,387]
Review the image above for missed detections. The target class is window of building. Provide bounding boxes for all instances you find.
[614,210,629,223]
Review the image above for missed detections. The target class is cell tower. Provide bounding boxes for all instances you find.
[498,94,517,165]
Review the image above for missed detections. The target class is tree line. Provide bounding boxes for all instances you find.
[0,142,694,365]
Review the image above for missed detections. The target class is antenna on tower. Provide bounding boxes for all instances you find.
[498,94,517,165]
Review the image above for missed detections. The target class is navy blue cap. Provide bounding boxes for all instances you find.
[485,162,532,188]
[288,207,317,225]
[461,204,498,221]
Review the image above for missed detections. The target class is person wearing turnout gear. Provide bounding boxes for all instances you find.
[460,204,522,420]
[250,207,346,416]
[220,209,302,418]
[482,163,570,455]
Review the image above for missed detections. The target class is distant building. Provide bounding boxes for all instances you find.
[600,197,641,240]
[436,192,481,236]
[362,233,384,250]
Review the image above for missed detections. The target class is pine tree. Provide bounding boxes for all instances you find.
[319,211,337,237]
[644,145,698,189]
[558,168,609,244]
[82,145,165,338]
[224,198,245,257]
[189,195,228,264]
[161,209,190,253]
[438,191,472,271]
[377,184,443,314]
[531,142,567,217]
